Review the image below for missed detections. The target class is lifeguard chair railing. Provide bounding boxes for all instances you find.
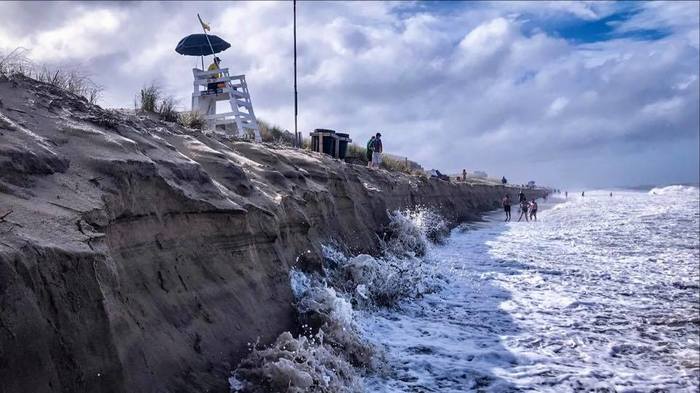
[191,67,262,142]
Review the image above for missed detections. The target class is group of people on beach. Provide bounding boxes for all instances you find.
[502,190,538,222]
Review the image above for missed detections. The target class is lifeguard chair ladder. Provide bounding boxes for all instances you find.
[191,67,262,142]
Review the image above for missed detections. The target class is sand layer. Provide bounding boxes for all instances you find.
[0,76,547,393]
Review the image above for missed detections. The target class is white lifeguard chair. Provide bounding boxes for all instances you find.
[191,67,262,142]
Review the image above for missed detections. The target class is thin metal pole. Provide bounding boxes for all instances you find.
[293,0,299,147]
[197,13,217,58]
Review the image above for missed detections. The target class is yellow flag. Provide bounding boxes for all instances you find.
[197,14,211,32]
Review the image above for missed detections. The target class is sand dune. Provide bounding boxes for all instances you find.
[0,75,547,393]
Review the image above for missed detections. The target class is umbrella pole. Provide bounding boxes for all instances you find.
[201,56,204,69]
[197,14,217,59]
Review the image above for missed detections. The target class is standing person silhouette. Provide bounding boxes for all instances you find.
[529,199,538,221]
[365,135,375,168]
[518,199,529,222]
[502,194,512,222]
[371,132,383,169]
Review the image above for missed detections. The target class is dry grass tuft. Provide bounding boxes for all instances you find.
[1,47,103,104]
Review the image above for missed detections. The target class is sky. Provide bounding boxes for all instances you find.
[0,1,698,189]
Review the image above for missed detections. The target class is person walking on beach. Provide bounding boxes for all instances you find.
[518,199,529,222]
[502,194,512,221]
[371,132,383,169]
[529,199,538,221]
[565,191,568,198]
[582,191,585,197]
[366,135,375,168]
[463,169,467,181]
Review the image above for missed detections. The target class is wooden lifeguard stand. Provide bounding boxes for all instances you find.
[191,67,262,142]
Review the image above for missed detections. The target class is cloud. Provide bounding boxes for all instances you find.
[0,1,697,187]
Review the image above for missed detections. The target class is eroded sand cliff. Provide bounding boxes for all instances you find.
[0,76,547,393]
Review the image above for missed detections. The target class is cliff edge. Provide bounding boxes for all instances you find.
[0,76,547,393]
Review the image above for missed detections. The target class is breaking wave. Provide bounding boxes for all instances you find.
[649,184,699,195]
[380,207,449,257]
[229,207,448,392]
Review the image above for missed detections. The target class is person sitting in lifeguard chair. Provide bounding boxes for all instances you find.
[207,56,223,93]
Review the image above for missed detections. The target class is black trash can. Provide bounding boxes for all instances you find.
[337,133,349,159]
[311,134,320,152]
[322,135,336,156]
[314,129,335,155]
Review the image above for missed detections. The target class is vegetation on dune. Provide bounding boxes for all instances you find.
[345,143,417,174]
[136,82,180,123]
[1,48,424,176]
[0,47,103,104]
[257,119,296,145]
[177,110,206,130]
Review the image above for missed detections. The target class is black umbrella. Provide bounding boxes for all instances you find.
[175,34,230,56]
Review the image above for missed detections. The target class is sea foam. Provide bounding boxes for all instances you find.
[229,207,447,392]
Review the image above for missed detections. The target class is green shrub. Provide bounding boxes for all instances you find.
[0,47,103,104]
[258,119,295,145]
[158,95,178,122]
[178,111,205,129]
[301,137,311,149]
[139,83,160,113]
[346,143,369,163]
[381,155,411,174]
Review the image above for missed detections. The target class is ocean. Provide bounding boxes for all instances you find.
[359,186,700,392]
[232,185,699,392]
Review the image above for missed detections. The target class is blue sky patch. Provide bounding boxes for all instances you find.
[519,5,670,43]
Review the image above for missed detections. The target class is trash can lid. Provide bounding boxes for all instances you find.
[314,128,335,133]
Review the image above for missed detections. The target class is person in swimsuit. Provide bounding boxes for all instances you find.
[529,199,538,221]
[518,200,529,222]
[502,194,512,222]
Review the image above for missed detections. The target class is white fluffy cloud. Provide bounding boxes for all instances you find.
[0,1,697,187]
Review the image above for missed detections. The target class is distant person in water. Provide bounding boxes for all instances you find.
[529,199,538,221]
[463,169,467,181]
[565,191,568,198]
[582,191,585,197]
[610,192,613,197]
[519,190,526,203]
[502,194,512,221]
[518,199,529,222]
[502,176,507,185]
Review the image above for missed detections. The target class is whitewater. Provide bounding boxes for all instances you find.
[360,186,700,392]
